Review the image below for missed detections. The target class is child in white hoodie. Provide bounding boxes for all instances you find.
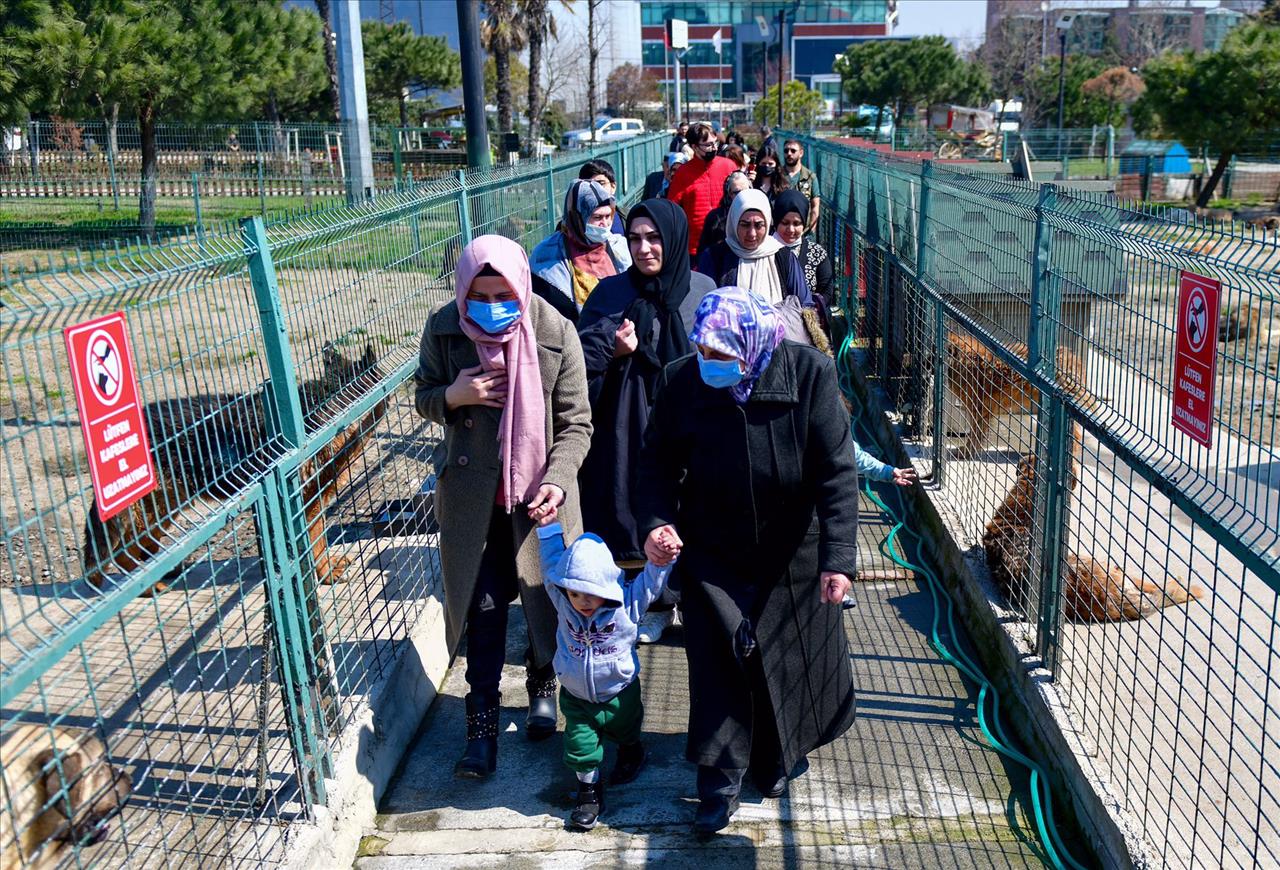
[536,519,678,831]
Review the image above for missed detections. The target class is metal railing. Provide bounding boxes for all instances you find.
[791,129,1278,868]
[0,132,666,867]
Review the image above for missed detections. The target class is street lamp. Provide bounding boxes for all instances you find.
[1055,13,1076,162]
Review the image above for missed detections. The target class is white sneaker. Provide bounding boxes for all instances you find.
[636,608,676,644]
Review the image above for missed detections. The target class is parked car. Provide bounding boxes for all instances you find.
[562,117,646,150]
[845,105,894,141]
[986,99,1023,133]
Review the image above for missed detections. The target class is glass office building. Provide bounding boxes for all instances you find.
[639,0,896,105]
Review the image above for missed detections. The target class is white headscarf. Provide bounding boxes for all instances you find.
[724,189,784,304]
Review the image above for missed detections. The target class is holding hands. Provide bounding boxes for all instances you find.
[445,364,506,410]
[820,571,852,605]
[528,484,565,527]
[644,525,683,566]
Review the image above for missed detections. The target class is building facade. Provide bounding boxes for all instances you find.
[638,0,898,110]
[985,0,1259,63]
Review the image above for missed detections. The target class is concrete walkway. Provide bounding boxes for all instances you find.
[357,489,1051,868]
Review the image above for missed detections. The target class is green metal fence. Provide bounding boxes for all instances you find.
[0,132,665,867]
[792,129,1279,868]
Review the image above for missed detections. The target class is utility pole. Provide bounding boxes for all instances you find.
[331,0,375,202]
[673,52,683,124]
[1055,14,1076,163]
[456,0,491,167]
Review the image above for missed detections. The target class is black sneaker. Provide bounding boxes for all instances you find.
[610,741,648,785]
[568,780,605,831]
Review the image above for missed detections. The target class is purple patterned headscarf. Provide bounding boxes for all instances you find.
[689,286,786,404]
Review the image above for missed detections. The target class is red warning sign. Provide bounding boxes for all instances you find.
[64,312,157,519]
[1171,271,1220,447]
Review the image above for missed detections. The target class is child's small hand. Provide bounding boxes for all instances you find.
[535,505,558,527]
[891,467,919,487]
[656,527,682,555]
[646,525,682,566]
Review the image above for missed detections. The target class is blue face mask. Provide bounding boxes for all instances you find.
[466,298,522,334]
[583,223,611,245]
[697,354,744,389]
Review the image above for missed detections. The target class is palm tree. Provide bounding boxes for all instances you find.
[315,0,341,121]
[522,0,574,155]
[481,0,526,133]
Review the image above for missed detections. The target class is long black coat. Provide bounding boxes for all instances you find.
[636,340,859,771]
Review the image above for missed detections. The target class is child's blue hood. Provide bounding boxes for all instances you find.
[547,533,625,606]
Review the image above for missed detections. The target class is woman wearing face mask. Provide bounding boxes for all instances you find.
[695,188,810,307]
[530,179,632,324]
[574,200,716,643]
[695,171,752,258]
[772,189,833,307]
[750,144,790,204]
[414,235,594,780]
[579,159,626,234]
[634,286,859,836]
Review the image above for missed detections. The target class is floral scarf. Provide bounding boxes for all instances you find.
[688,285,786,404]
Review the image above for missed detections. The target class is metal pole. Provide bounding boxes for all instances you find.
[456,0,491,167]
[776,9,785,128]
[332,0,377,199]
[673,52,683,124]
[683,53,690,121]
[1056,30,1067,163]
[192,171,204,243]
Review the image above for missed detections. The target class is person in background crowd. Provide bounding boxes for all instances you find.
[531,180,631,323]
[696,188,809,306]
[751,144,790,204]
[635,286,859,836]
[782,140,820,231]
[413,235,593,780]
[665,121,736,256]
[759,125,777,154]
[772,190,833,301]
[669,121,689,154]
[722,144,749,174]
[576,200,716,645]
[644,151,688,200]
[695,171,752,258]
[580,159,626,234]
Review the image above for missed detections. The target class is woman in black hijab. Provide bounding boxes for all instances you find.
[576,200,715,642]
[772,189,833,300]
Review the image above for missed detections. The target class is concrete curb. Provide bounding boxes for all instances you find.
[844,349,1153,870]
[284,596,451,870]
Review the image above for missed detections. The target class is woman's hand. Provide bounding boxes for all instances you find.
[891,467,919,487]
[644,525,683,566]
[444,364,507,410]
[614,319,638,358]
[527,483,565,525]
[820,571,852,605]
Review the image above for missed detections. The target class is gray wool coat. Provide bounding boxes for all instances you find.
[414,295,593,668]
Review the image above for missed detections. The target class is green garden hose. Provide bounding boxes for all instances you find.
[834,321,1088,870]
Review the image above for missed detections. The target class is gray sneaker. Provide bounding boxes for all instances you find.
[636,608,676,644]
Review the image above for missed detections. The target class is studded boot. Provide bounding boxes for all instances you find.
[455,693,498,779]
[525,665,558,741]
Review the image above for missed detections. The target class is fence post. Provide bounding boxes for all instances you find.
[456,168,473,246]
[257,154,267,216]
[393,129,404,190]
[1001,130,1010,163]
[1027,183,1068,673]
[915,161,946,481]
[544,156,557,236]
[1224,155,1236,199]
[192,172,205,246]
[107,136,120,209]
[1141,155,1152,201]
[1105,125,1114,179]
[241,215,333,806]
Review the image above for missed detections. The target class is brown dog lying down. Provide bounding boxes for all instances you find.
[983,454,1206,622]
[0,725,131,870]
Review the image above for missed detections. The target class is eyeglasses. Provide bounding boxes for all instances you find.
[693,140,716,152]
[784,148,799,154]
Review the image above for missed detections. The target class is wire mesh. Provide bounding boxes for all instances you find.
[790,129,1280,868]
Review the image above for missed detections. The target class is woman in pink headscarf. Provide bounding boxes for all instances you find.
[415,234,593,780]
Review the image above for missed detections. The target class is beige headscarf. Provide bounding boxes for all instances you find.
[725,189,784,305]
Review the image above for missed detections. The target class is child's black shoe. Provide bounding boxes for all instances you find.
[610,741,647,785]
[568,780,605,831]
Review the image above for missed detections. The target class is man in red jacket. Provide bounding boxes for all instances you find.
[665,122,736,256]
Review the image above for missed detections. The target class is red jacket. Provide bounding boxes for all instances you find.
[666,156,736,255]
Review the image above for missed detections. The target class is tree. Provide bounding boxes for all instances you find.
[314,0,340,121]
[753,80,825,131]
[587,0,600,135]
[256,5,329,128]
[834,37,988,132]
[481,0,526,133]
[522,0,572,156]
[484,54,529,117]
[362,20,459,127]
[979,15,1041,122]
[1260,0,1280,26]
[1024,54,1109,127]
[607,63,660,116]
[833,40,898,132]
[1081,66,1144,129]
[1134,22,1280,205]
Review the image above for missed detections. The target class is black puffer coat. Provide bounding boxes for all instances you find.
[635,340,859,771]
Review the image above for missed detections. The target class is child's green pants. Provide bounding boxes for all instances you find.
[560,679,643,773]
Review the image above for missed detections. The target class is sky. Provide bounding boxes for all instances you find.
[893,0,989,52]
